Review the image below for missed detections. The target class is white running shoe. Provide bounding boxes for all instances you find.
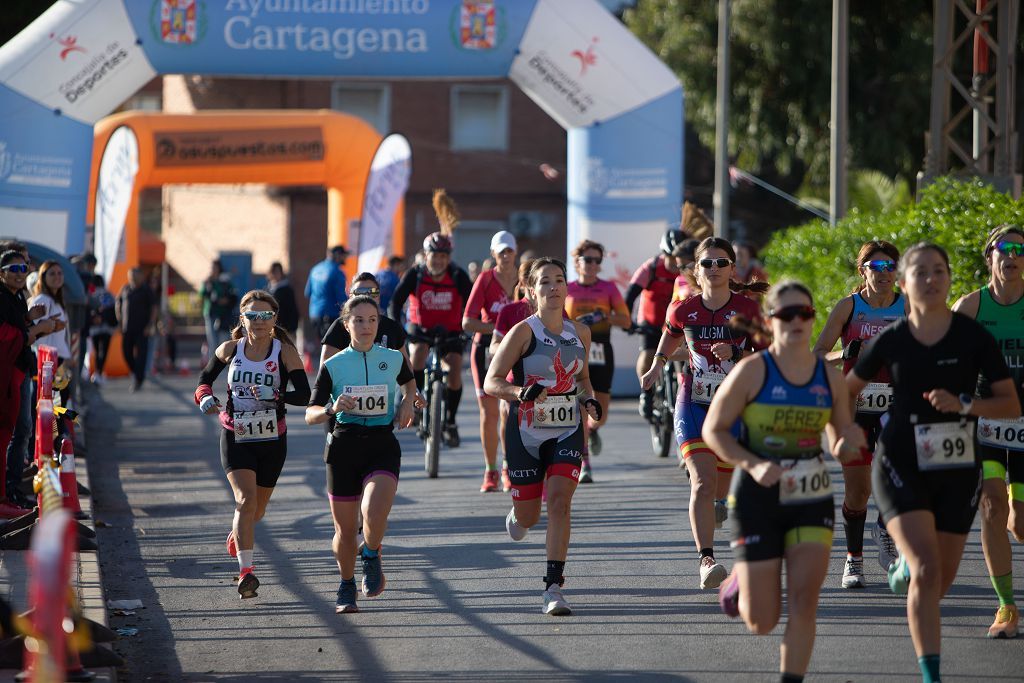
[871,522,898,572]
[506,509,528,541]
[714,499,729,529]
[841,554,866,589]
[542,585,572,616]
[699,555,727,589]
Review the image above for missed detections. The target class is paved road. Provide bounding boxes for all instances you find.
[85,375,1020,682]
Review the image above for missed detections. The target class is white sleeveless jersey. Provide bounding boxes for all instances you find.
[226,338,282,415]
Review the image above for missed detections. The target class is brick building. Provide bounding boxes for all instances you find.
[147,75,567,325]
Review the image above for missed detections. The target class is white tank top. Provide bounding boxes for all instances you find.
[226,338,282,415]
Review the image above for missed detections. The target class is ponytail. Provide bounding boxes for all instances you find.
[728,279,770,294]
[728,314,772,347]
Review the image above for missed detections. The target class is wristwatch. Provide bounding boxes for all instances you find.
[958,393,974,416]
[324,403,336,417]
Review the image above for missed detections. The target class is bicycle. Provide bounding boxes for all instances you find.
[417,328,465,478]
[629,323,681,458]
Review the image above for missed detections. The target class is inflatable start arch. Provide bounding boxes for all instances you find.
[0,0,683,270]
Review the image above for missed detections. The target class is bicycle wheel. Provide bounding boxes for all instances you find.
[651,369,676,458]
[424,378,444,478]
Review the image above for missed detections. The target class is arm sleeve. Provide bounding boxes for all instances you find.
[397,358,414,385]
[388,268,417,321]
[197,355,229,390]
[464,274,486,320]
[624,284,644,316]
[392,318,408,348]
[309,365,334,407]
[282,368,311,406]
[852,330,888,381]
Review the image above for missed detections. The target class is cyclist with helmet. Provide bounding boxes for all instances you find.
[389,230,472,447]
[626,229,685,421]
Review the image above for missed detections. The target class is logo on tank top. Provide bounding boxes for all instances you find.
[541,337,556,347]
[265,360,277,373]
[688,311,699,321]
[810,384,829,406]
[379,362,388,370]
[420,290,454,309]
[230,370,275,387]
[232,357,242,366]
[771,386,787,400]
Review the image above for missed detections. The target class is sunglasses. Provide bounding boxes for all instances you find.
[1,264,28,274]
[580,256,603,265]
[863,260,896,273]
[242,311,276,321]
[352,286,380,297]
[699,258,733,269]
[994,240,1024,257]
[770,305,816,322]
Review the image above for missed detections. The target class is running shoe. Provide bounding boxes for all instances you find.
[443,423,461,448]
[887,554,910,596]
[841,554,866,589]
[501,467,512,492]
[987,605,1019,639]
[505,509,528,541]
[588,429,602,456]
[579,460,593,484]
[714,499,729,529]
[360,545,386,597]
[0,501,30,519]
[237,567,259,599]
[480,470,500,493]
[226,530,237,558]
[699,555,727,590]
[335,579,359,614]
[871,522,899,572]
[542,585,572,616]
[719,571,740,618]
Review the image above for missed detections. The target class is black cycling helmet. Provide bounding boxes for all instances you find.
[660,229,687,256]
[423,232,453,254]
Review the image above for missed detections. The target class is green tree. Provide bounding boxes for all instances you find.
[624,0,933,193]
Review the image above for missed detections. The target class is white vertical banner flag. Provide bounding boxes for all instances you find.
[94,126,139,283]
[358,134,412,274]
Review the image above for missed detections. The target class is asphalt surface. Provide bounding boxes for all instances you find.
[84,374,1021,682]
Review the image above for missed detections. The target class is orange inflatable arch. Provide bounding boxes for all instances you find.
[86,109,402,375]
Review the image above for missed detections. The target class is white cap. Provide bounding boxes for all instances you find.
[490,230,517,253]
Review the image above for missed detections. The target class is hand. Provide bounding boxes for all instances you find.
[518,383,547,403]
[199,396,222,415]
[332,394,357,413]
[834,424,868,464]
[575,313,596,326]
[28,305,46,320]
[251,385,278,401]
[640,367,660,391]
[922,389,960,413]
[711,343,734,362]
[413,391,427,409]
[397,400,414,429]
[582,397,602,421]
[747,459,783,488]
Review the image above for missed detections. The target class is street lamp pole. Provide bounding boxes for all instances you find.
[829,0,849,224]
[713,0,731,238]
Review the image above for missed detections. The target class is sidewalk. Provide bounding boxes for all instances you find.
[0,382,117,681]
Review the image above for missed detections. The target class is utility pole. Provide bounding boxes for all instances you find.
[713,0,730,238]
[829,0,848,224]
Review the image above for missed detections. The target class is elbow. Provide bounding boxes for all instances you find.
[303,408,318,425]
[461,318,474,333]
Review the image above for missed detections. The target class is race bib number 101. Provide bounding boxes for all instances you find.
[534,395,577,428]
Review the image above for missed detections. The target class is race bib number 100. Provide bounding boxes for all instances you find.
[915,421,975,470]
[234,409,278,442]
[534,395,577,428]
[343,384,388,417]
[779,457,832,505]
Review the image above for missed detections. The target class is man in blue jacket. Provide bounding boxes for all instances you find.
[305,245,350,342]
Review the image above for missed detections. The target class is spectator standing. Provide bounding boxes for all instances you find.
[200,260,238,358]
[72,252,98,378]
[116,267,158,391]
[375,255,404,313]
[88,275,117,383]
[267,262,300,339]
[305,245,350,342]
[29,260,73,412]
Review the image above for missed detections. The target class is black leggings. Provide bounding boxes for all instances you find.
[91,334,112,374]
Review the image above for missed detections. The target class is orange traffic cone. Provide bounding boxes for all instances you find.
[57,438,83,516]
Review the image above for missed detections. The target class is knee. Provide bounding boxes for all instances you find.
[981,491,1010,526]
[515,505,542,528]
[744,611,780,636]
[690,473,715,499]
[545,490,573,519]
[481,402,498,422]
[235,494,257,517]
[910,558,943,593]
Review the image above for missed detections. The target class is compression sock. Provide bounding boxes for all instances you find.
[780,674,804,683]
[918,654,941,683]
[238,549,254,574]
[414,369,425,392]
[991,572,1015,607]
[699,547,715,560]
[544,560,565,589]
[843,504,867,555]
[445,386,462,422]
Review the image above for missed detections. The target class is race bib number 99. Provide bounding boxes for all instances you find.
[978,417,1024,451]
[234,409,278,442]
[779,457,832,505]
[856,383,893,414]
[690,371,726,404]
[915,421,975,470]
[534,394,577,428]
[343,384,388,417]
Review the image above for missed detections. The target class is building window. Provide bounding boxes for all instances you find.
[450,85,508,151]
[332,83,391,134]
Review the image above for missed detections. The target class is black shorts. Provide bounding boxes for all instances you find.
[873,443,982,535]
[470,337,491,397]
[588,339,614,394]
[504,411,584,501]
[979,444,1024,502]
[325,428,401,500]
[406,324,465,357]
[220,428,288,488]
[729,464,835,562]
[638,325,661,352]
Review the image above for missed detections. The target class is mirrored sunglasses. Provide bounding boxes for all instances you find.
[352,287,380,297]
[863,259,896,273]
[1,264,28,274]
[699,257,732,269]
[995,240,1024,257]
[242,310,276,321]
[769,305,816,322]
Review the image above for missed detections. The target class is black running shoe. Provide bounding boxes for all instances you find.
[360,546,386,597]
[336,579,359,613]
[237,568,259,599]
[443,423,460,448]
